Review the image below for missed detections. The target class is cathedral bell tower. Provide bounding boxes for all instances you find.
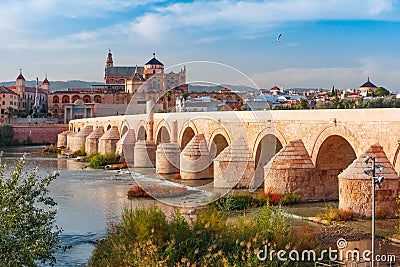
[104,49,114,82]
[16,69,25,96]
[106,49,113,67]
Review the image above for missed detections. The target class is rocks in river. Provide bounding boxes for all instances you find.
[317,224,370,245]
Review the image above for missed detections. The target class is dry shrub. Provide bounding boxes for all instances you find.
[127,184,188,198]
[339,209,353,221]
[376,206,389,219]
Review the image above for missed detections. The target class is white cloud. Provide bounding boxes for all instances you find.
[250,57,400,91]
[131,0,398,40]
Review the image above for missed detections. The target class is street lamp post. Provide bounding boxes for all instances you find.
[364,156,384,267]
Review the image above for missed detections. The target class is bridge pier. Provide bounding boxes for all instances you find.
[180,134,213,179]
[98,126,120,155]
[264,140,316,200]
[70,126,93,153]
[85,127,104,155]
[57,130,72,148]
[116,129,136,166]
[339,144,400,218]
[214,136,254,188]
[156,120,180,174]
[134,100,156,167]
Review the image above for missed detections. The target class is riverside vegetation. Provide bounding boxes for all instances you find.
[0,156,65,266]
[88,192,320,267]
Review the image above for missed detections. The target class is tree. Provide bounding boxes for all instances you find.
[331,85,336,96]
[4,107,14,124]
[297,98,309,109]
[0,125,14,146]
[0,156,64,266]
[373,87,390,97]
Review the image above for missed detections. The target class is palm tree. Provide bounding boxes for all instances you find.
[4,107,14,124]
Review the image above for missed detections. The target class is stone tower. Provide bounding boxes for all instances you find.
[16,69,25,96]
[106,49,113,67]
[42,74,50,93]
[143,53,164,80]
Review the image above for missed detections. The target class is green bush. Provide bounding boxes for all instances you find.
[22,136,33,145]
[41,144,60,154]
[73,146,86,157]
[216,194,262,214]
[88,203,315,267]
[88,152,120,169]
[0,156,65,265]
[0,125,15,146]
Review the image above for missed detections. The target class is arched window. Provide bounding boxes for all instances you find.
[72,95,80,102]
[62,95,70,103]
[53,96,59,103]
[83,95,91,103]
[94,95,102,103]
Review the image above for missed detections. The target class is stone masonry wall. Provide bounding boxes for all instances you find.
[13,124,68,144]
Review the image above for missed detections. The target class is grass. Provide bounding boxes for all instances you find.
[41,144,60,154]
[73,146,86,157]
[88,204,317,267]
[82,152,121,169]
[316,203,353,224]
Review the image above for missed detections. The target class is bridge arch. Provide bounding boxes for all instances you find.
[253,132,284,186]
[156,126,171,145]
[252,128,287,160]
[155,120,172,145]
[209,128,231,158]
[136,120,147,141]
[179,120,199,150]
[393,145,400,175]
[121,125,129,137]
[137,125,147,141]
[311,124,358,164]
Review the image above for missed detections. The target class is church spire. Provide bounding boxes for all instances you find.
[106,49,113,67]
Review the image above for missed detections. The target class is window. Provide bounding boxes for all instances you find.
[94,95,101,103]
[2,101,4,105]
[62,96,70,103]
[53,96,59,103]
[10,101,12,105]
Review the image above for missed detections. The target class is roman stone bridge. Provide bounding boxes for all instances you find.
[58,106,400,217]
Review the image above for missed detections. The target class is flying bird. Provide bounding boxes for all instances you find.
[277,33,282,42]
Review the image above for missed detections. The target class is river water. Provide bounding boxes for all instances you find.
[1,146,161,266]
[1,147,399,266]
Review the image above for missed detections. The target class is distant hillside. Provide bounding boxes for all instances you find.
[188,84,257,92]
[0,80,100,91]
[0,80,330,94]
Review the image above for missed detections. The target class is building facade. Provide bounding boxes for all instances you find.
[6,70,49,113]
[104,50,186,94]
[0,86,19,121]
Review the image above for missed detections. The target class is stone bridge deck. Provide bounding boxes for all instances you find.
[60,108,400,217]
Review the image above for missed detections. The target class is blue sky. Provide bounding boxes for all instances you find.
[1,0,400,91]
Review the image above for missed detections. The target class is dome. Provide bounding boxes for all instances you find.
[145,53,164,66]
[359,77,377,89]
[74,99,85,105]
[43,75,50,84]
[17,69,25,80]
